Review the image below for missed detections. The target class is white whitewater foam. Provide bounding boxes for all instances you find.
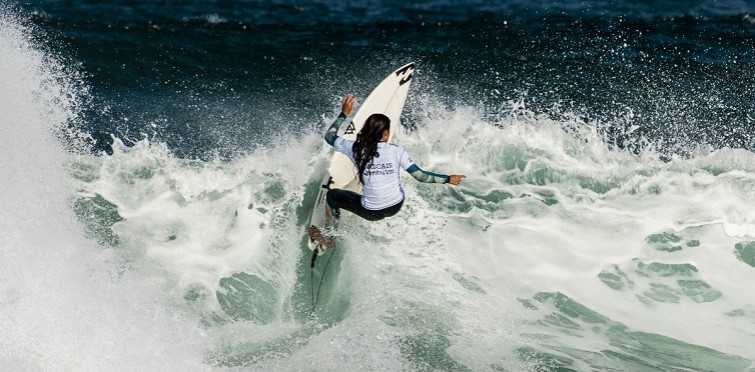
[0,12,209,371]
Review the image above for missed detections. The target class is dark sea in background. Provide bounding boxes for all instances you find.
[2,1,755,370]
[17,0,755,158]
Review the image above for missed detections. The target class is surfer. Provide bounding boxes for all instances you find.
[308,95,465,246]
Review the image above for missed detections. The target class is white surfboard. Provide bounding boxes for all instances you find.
[308,62,415,255]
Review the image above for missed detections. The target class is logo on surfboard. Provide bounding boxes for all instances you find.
[395,63,415,86]
[344,121,356,135]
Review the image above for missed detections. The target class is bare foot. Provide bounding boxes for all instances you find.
[308,226,335,249]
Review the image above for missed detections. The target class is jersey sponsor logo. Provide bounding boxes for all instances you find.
[364,162,396,177]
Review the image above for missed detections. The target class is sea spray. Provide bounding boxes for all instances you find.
[0,9,208,370]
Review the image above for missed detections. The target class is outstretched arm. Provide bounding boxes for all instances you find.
[324,95,356,146]
[407,164,466,185]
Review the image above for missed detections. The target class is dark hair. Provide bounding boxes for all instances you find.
[353,113,391,184]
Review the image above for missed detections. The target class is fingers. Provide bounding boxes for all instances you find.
[449,175,466,185]
[341,94,356,116]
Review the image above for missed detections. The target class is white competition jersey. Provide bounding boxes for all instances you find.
[334,137,415,210]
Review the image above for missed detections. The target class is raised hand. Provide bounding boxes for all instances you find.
[341,94,356,116]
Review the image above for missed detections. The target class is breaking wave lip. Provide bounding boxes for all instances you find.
[0,8,211,371]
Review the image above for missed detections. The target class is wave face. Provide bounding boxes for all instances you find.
[3,1,755,370]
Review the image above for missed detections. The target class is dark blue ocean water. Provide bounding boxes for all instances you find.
[11,0,755,159]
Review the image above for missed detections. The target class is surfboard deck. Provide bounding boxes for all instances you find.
[307,62,415,255]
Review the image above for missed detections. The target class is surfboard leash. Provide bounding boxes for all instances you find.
[309,244,337,315]
[309,247,319,313]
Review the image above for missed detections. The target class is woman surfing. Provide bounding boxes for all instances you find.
[308,94,465,247]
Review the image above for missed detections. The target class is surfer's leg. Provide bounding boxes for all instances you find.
[361,199,404,221]
[327,189,404,221]
[326,188,363,219]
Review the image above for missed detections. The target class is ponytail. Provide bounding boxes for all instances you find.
[353,113,390,184]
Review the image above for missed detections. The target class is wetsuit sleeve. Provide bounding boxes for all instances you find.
[397,146,449,184]
[406,164,450,184]
[324,113,348,147]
